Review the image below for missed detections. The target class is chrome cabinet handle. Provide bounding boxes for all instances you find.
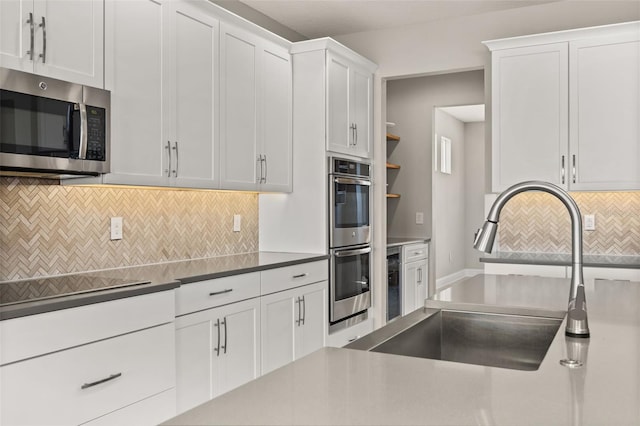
[222,318,227,354]
[561,155,565,184]
[417,267,422,284]
[354,280,368,286]
[301,295,306,325]
[572,154,576,184]
[38,16,46,63]
[354,123,358,146]
[214,318,221,356]
[209,288,233,296]
[347,336,361,343]
[81,373,122,390]
[172,142,178,177]
[262,155,267,183]
[26,13,34,60]
[165,141,172,177]
[295,297,301,326]
[78,104,88,159]
[292,273,308,279]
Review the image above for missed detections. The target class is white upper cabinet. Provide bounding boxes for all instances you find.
[104,0,169,187]
[164,1,219,189]
[490,43,569,192]
[219,22,292,192]
[569,32,640,190]
[0,0,103,87]
[486,21,640,192]
[326,50,373,158]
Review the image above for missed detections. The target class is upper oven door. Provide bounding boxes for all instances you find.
[330,175,371,248]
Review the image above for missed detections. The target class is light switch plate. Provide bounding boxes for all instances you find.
[110,217,123,240]
[584,214,595,231]
[233,214,241,232]
[416,212,424,225]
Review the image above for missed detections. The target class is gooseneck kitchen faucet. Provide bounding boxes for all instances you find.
[473,181,590,338]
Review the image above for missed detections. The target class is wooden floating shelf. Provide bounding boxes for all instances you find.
[386,132,400,142]
[386,193,401,199]
[386,162,401,170]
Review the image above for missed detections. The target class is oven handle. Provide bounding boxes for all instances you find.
[333,177,371,186]
[334,246,372,257]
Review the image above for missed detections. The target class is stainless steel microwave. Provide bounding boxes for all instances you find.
[0,68,110,176]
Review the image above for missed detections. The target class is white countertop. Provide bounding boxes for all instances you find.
[164,274,640,426]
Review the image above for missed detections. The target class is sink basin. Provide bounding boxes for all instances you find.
[370,310,562,371]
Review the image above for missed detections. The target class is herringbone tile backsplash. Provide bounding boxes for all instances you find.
[0,177,258,281]
[498,192,640,255]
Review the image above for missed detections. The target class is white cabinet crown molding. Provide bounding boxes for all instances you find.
[291,37,378,72]
[483,20,640,51]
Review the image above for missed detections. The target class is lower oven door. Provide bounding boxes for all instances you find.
[330,245,371,323]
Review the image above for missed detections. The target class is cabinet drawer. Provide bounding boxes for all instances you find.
[403,243,428,263]
[0,323,175,426]
[261,260,328,295]
[1,290,175,366]
[176,272,260,316]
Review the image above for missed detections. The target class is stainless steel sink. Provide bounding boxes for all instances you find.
[370,310,562,371]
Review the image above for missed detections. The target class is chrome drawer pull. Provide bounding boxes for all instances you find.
[81,373,122,390]
[209,289,233,296]
[292,273,308,279]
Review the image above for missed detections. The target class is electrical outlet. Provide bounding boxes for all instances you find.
[584,214,596,231]
[233,214,241,232]
[415,212,424,225]
[110,217,123,240]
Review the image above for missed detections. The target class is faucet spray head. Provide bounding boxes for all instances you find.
[473,221,498,253]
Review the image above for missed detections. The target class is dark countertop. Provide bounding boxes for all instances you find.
[0,252,328,321]
[480,251,640,269]
[386,237,430,248]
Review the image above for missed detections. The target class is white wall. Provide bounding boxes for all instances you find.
[464,122,486,269]
[433,110,466,279]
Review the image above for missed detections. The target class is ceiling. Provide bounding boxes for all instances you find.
[439,104,485,123]
[238,0,561,39]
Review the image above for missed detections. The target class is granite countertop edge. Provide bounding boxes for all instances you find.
[0,252,329,321]
[386,237,431,248]
[480,251,640,269]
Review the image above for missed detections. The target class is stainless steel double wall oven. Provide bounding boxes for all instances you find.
[329,157,372,327]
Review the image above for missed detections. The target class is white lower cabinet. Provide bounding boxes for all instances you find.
[403,259,428,315]
[261,280,327,374]
[1,323,175,426]
[402,242,429,315]
[175,297,260,414]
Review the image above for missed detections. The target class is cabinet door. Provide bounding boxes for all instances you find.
[295,281,327,359]
[175,310,216,414]
[402,261,418,315]
[219,22,259,191]
[104,0,169,186]
[165,1,219,189]
[326,51,351,155]
[491,43,569,192]
[175,297,260,414]
[214,299,260,397]
[260,41,292,192]
[350,65,372,158]
[0,0,33,72]
[260,289,296,375]
[569,34,640,190]
[33,0,103,87]
[414,261,428,310]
